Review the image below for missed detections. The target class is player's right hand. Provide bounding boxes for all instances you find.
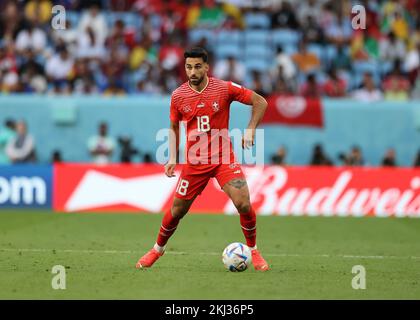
[165,163,176,177]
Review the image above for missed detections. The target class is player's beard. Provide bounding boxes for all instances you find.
[189,75,204,86]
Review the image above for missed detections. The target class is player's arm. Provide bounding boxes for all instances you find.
[165,120,179,177]
[244,91,268,148]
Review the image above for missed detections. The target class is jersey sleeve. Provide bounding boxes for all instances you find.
[169,94,182,122]
[227,81,253,105]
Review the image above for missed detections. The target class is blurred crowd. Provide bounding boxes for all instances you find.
[1,118,419,166]
[0,0,419,99]
[271,143,420,167]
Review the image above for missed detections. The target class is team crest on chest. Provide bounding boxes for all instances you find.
[212,101,219,112]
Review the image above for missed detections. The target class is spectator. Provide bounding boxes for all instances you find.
[87,122,116,164]
[301,15,324,45]
[331,43,351,71]
[297,0,322,26]
[143,153,153,163]
[118,136,139,163]
[214,56,245,84]
[103,77,127,96]
[24,0,52,26]
[0,44,19,93]
[106,19,136,51]
[325,11,352,46]
[6,120,37,163]
[271,146,287,165]
[382,60,411,101]
[15,22,47,55]
[310,144,333,166]
[411,72,420,99]
[0,1,24,45]
[323,68,346,97]
[347,146,364,166]
[339,146,364,166]
[382,148,397,167]
[78,3,109,46]
[248,70,271,97]
[72,59,99,94]
[404,42,420,86]
[19,49,47,93]
[292,40,321,74]
[52,20,79,55]
[273,77,294,95]
[51,150,63,163]
[158,35,185,76]
[270,46,296,83]
[352,72,383,102]
[270,0,300,30]
[414,150,420,167]
[77,26,107,60]
[299,73,321,98]
[379,32,406,64]
[45,46,74,91]
[0,119,16,164]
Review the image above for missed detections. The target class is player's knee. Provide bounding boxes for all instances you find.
[235,200,251,214]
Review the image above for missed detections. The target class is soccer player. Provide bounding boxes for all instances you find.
[136,47,270,271]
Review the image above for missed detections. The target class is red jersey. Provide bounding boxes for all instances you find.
[170,77,253,165]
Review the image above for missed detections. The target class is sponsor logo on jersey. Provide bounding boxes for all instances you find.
[197,102,205,108]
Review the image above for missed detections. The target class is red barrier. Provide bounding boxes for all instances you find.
[54,164,420,217]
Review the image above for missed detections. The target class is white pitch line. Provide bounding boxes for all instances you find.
[0,248,419,260]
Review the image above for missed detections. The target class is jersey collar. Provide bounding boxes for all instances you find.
[188,76,210,94]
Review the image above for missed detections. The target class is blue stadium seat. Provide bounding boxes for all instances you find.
[244,30,270,44]
[271,29,301,48]
[283,44,298,55]
[244,58,270,72]
[215,43,242,59]
[66,11,80,27]
[380,60,393,76]
[104,12,139,28]
[307,44,324,60]
[245,45,273,60]
[244,13,271,29]
[353,60,380,75]
[216,30,243,44]
[150,14,162,29]
[188,29,215,45]
[325,45,337,64]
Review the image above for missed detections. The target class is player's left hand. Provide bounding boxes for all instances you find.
[242,128,255,149]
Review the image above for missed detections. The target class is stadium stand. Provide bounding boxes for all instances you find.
[0,0,418,97]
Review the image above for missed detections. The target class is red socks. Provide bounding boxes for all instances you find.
[155,207,256,250]
[156,209,180,247]
[240,207,257,248]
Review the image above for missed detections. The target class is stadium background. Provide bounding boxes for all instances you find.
[0,0,420,300]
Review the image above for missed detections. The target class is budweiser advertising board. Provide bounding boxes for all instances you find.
[53,164,420,217]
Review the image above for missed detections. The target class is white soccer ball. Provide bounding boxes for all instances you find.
[222,242,252,272]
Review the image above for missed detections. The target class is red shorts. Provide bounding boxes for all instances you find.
[174,163,246,200]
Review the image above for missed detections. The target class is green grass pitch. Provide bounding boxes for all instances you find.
[0,210,419,299]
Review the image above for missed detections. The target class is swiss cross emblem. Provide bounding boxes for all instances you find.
[212,101,219,112]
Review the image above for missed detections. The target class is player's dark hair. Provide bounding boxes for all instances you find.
[184,47,208,63]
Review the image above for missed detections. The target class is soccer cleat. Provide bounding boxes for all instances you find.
[136,248,164,269]
[251,249,270,271]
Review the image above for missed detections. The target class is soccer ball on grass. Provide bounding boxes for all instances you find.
[222,242,252,272]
